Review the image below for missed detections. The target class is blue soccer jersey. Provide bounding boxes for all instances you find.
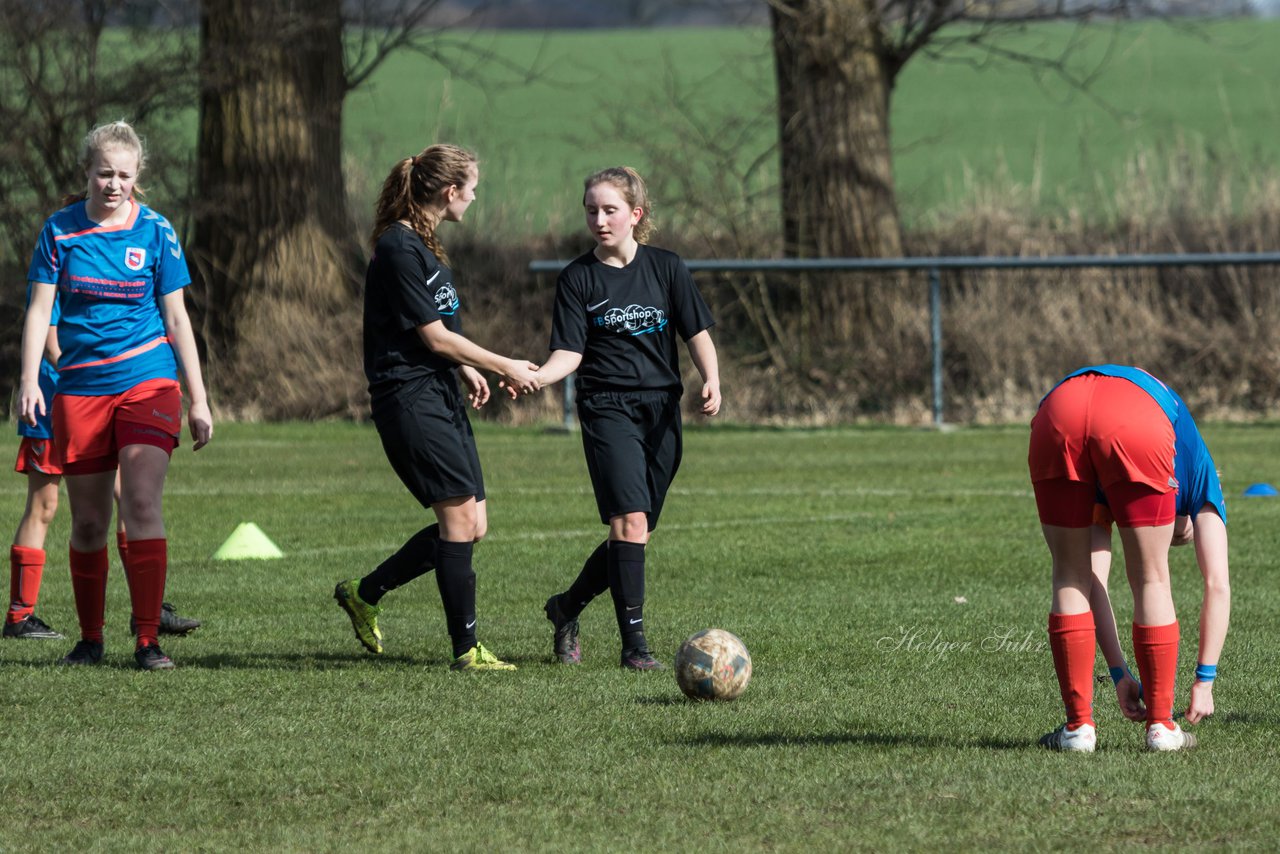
[17,360,59,441]
[1079,370,1227,524]
[27,200,190,396]
[18,290,62,440]
[1168,388,1227,522]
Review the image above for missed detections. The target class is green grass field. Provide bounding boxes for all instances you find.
[344,19,1280,233]
[2,420,1278,850]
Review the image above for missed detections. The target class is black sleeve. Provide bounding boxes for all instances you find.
[668,256,715,341]
[549,266,588,353]
[386,245,444,331]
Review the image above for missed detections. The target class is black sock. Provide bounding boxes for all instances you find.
[359,524,439,605]
[608,540,647,650]
[435,539,477,658]
[563,540,610,619]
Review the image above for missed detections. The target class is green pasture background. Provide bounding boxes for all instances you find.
[2,421,1277,849]
[343,19,1280,234]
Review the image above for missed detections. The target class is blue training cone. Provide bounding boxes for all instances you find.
[1243,483,1278,497]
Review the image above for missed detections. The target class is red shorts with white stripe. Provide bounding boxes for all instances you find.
[53,377,181,475]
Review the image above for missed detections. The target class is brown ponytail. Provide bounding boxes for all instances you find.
[369,144,477,265]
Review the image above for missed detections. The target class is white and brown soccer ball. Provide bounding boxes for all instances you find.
[675,629,752,701]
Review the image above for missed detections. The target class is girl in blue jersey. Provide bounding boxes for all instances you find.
[535,167,721,670]
[6,317,201,642]
[334,144,539,671]
[1030,365,1195,752]
[1088,385,1229,727]
[18,121,212,670]
[5,323,64,640]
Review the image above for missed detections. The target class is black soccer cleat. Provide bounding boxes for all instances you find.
[130,602,202,637]
[620,646,664,671]
[60,639,105,666]
[134,642,175,671]
[159,602,201,635]
[544,594,581,664]
[2,613,64,640]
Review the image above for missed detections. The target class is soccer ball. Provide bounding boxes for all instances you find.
[675,628,752,701]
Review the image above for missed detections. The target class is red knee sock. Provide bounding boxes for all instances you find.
[116,531,129,570]
[8,545,47,623]
[124,538,166,647]
[69,546,109,643]
[1133,621,1179,730]
[1049,611,1096,728]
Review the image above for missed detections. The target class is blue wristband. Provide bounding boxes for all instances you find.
[1109,665,1127,685]
[1195,663,1217,683]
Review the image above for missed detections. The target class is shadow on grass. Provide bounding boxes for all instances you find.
[672,731,1035,750]
[160,650,428,669]
[175,649,560,670]
[635,695,689,706]
[0,651,440,671]
[1215,710,1280,726]
[0,648,568,671]
[672,731,965,749]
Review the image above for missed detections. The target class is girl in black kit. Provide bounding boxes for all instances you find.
[536,167,721,669]
[335,144,539,671]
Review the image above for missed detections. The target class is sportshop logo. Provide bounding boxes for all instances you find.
[434,284,459,316]
[598,304,666,336]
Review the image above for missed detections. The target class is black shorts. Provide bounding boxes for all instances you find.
[578,389,682,530]
[372,373,485,508]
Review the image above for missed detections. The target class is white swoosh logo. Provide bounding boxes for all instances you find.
[628,618,642,625]
[465,620,476,629]
[426,270,441,285]
[587,299,609,311]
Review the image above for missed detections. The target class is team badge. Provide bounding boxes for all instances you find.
[125,247,147,271]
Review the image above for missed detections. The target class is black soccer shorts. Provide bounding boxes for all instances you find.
[578,389,682,530]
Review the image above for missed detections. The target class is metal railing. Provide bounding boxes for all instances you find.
[530,252,1280,426]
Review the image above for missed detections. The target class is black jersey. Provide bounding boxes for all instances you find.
[363,223,463,407]
[549,245,714,395]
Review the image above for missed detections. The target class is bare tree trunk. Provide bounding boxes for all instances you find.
[771,0,903,259]
[192,0,364,418]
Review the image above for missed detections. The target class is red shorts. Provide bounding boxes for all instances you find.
[1029,374,1176,528]
[14,437,63,477]
[53,378,181,475]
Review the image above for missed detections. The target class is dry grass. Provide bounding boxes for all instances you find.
[5,141,1280,425]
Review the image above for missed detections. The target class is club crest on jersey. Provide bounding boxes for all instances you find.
[124,247,147,271]
[435,284,460,316]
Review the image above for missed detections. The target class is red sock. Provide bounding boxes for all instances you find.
[1048,611,1096,728]
[1133,621,1179,729]
[116,531,129,570]
[69,546,109,643]
[125,538,167,647]
[8,545,47,623]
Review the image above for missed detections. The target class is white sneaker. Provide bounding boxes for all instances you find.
[1146,722,1197,752]
[1039,723,1097,753]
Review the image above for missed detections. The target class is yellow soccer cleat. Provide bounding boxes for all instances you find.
[334,579,384,655]
[450,643,516,672]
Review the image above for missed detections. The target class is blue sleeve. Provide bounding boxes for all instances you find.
[27,220,60,284]
[154,215,192,295]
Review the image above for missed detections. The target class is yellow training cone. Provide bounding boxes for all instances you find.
[213,522,284,560]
